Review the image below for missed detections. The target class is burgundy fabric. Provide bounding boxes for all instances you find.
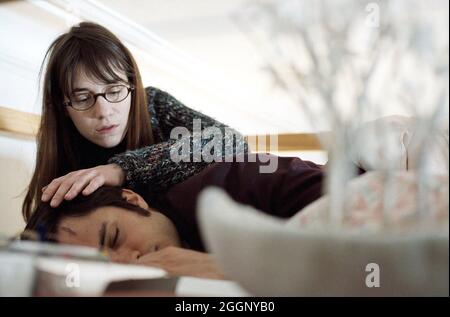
[149,154,327,251]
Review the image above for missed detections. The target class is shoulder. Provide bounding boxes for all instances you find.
[145,86,186,122]
[144,86,183,140]
[145,86,175,106]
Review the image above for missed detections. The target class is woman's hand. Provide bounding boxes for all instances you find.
[41,164,125,207]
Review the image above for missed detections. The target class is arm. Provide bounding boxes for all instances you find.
[133,246,226,280]
[108,87,248,195]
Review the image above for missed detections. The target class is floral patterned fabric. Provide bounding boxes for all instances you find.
[286,170,449,233]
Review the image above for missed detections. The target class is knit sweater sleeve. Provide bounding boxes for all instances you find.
[108,86,248,195]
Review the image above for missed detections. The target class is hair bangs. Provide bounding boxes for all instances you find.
[58,37,133,98]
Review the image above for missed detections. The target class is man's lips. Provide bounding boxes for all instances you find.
[96,124,118,133]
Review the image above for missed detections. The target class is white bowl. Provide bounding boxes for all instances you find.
[197,187,449,296]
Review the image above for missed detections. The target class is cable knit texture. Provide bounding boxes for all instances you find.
[108,86,248,197]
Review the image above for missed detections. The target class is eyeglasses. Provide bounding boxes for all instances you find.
[64,84,134,111]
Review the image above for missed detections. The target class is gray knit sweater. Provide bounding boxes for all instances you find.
[108,86,248,196]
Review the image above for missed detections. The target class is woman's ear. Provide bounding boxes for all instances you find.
[121,189,149,210]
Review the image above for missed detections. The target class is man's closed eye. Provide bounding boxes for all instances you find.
[110,227,120,249]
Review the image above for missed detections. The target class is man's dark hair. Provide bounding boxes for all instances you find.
[22,186,150,242]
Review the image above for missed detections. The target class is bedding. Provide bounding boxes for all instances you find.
[349,115,449,174]
[286,170,449,233]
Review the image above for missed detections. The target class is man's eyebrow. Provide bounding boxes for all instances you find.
[98,222,107,250]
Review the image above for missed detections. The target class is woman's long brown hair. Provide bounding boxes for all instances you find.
[22,22,154,222]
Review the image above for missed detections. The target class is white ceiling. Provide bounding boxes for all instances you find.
[91,0,306,134]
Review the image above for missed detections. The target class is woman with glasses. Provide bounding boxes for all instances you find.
[22,21,248,221]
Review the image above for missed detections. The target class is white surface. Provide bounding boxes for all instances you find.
[0,133,35,237]
[36,257,167,296]
[176,276,250,297]
[0,252,36,297]
[1,244,249,297]
[8,240,104,259]
[37,255,250,296]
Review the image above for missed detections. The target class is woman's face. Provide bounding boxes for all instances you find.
[65,67,131,148]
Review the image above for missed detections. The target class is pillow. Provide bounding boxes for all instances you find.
[286,170,449,233]
[349,115,449,174]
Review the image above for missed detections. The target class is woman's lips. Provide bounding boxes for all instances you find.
[96,124,118,133]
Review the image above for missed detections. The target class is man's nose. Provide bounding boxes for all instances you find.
[108,248,141,263]
[92,97,114,119]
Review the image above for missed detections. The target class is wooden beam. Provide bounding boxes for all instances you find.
[0,106,40,138]
[246,133,323,152]
[0,107,324,151]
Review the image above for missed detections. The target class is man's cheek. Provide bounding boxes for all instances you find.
[108,251,131,263]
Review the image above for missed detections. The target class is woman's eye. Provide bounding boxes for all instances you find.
[74,94,90,102]
[109,87,123,93]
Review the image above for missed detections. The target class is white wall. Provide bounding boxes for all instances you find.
[0,133,36,236]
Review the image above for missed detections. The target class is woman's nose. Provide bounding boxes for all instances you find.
[92,97,114,119]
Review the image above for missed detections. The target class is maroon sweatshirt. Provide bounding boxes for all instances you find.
[147,153,330,251]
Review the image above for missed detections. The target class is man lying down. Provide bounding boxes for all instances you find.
[23,153,359,279]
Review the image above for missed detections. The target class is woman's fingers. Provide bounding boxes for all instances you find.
[82,175,105,196]
[44,170,93,207]
[49,180,75,207]
[41,166,110,207]
[64,176,93,200]
[41,178,63,202]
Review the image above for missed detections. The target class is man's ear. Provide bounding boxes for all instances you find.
[121,189,149,210]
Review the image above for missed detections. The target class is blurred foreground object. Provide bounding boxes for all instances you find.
[198,185,448,296]
[197,0,449,296]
